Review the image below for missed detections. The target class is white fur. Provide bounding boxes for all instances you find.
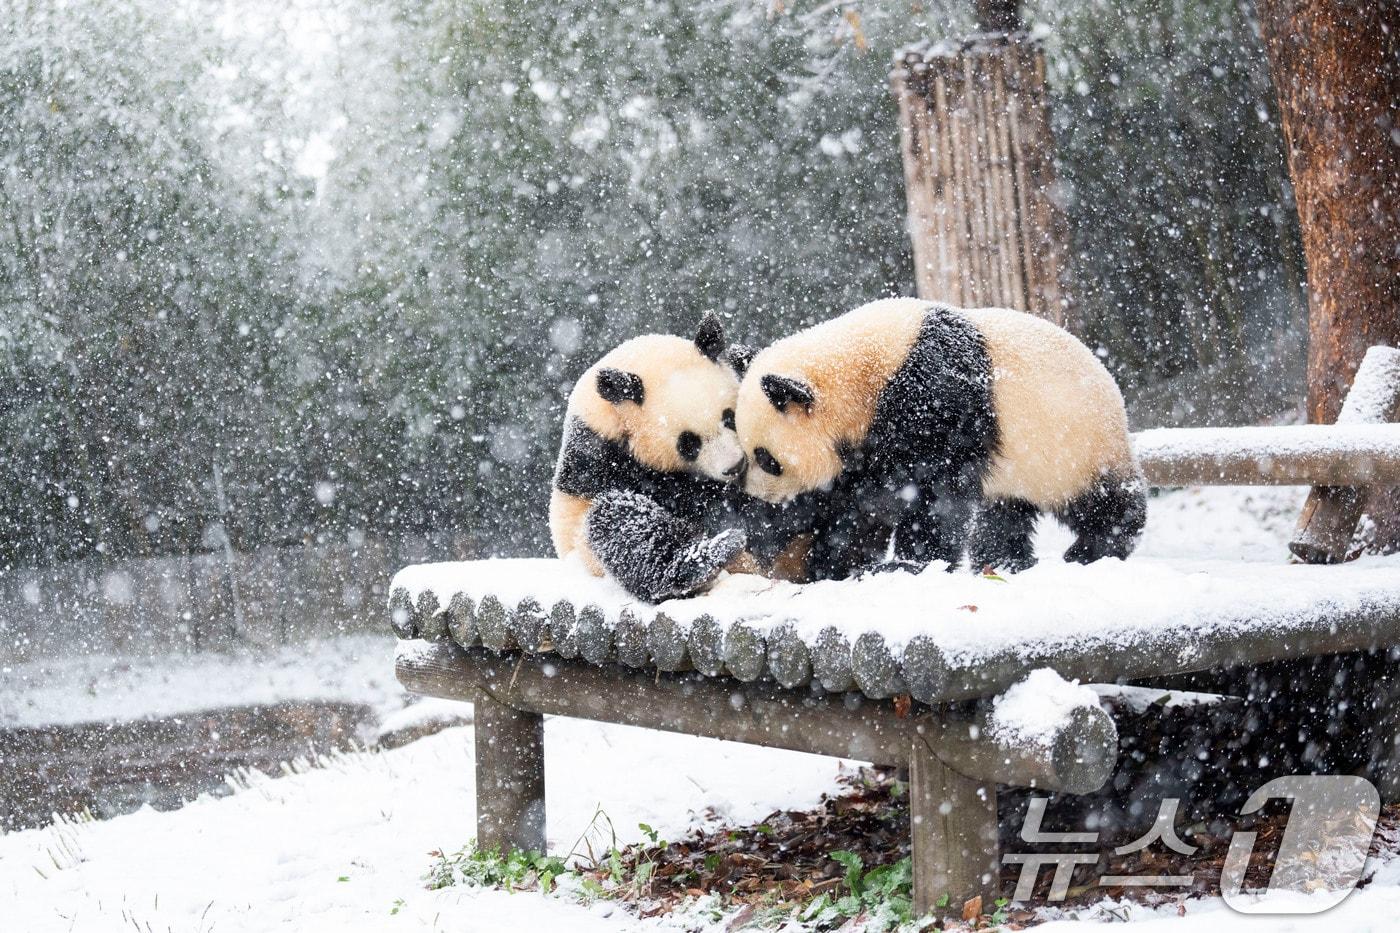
[551,333,743,570]
[736,298,1138,508]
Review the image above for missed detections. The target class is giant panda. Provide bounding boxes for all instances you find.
[733,297,1146,579]
[550,314,755,601]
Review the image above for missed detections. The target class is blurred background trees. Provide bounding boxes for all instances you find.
[0,0,1306,568]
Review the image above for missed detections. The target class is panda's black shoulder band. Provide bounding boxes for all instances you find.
[553,417,728,522]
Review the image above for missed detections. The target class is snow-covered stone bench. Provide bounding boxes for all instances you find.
[390,345,1400,916]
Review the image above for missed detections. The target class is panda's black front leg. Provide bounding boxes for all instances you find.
[585,490,746,602]
[892,487,974,571]
[968,498,1040,573]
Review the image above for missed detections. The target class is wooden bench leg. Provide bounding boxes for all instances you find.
[910,735,999,918]
[474,690,546,853]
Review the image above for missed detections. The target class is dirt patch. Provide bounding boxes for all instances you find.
[0,701,374,831]
[594,766,1400,927]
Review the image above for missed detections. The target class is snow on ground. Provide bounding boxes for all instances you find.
[0,633,402,730]
[0,720,847,932]
[6,487,1400,931]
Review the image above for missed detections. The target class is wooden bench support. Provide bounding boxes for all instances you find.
[398,641,1115,914]
[473,690,546,855]
[911,735,1000,916]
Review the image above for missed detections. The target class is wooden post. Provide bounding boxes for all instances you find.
[893,33,1071,327]
[473,691,546,854]
[910,735,999,916]
[1291,346,1400,563]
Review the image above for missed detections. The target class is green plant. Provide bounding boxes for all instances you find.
[425,843,567,893]
[822,851,915,926]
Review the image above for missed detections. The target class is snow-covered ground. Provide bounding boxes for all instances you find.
[5,486,1400,931]
[0,721,847,932]
[0,634,403,730]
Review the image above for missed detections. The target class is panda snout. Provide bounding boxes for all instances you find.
[722,456,746,479]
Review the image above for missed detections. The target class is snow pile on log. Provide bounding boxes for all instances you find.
[1134,423,1400,486]
[987,669,1099,751]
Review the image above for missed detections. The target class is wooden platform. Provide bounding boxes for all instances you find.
[390,556,1400,705]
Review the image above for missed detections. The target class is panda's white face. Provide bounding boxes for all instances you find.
[582,317,747,482]
[734,367,844,503]
[628,362,745,480]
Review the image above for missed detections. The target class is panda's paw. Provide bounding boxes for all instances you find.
[704,528,748,566]
[664,529,748,598]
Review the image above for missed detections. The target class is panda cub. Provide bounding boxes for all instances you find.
[550,314,753,602]
[734,297,1146,578]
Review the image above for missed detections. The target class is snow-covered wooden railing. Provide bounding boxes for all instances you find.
[1134,423,1400,486]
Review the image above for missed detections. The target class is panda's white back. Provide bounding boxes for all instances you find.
[965,307,1138,508]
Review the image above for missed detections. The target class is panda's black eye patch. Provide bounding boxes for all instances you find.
[754,447,782,476]
[722,408,735,431]
[677,431,702,462]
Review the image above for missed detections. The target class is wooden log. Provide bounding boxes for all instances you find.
[473,689,546,855]
[1292,346,1400,563]
[400,643,913,765]
[614,609,650,668]
[397,643,1119,793]
[910,736,999,916]
[575,604,614,665]
[1134,424,1400,486]
[476,595,514,654]
[415,590,448,642]
[549,600,579,658]
[852,632,907,699]
[927,702,1117,794]
[510,598,548,653]
[766,624,812,689]
[723,622,768,683]
[687,614,725,677]
[811,626,856,694]
[388,586,415,639]
[447,592,477,648]
[646,613,690,672]
[902,636,952,706]
[917,596,1400,704]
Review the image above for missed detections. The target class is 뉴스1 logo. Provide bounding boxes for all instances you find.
[1003,775,1381,914]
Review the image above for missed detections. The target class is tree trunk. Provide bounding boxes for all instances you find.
[893,34,1072,327]
[1257,0,1400,423]
[1258,0,1400,550]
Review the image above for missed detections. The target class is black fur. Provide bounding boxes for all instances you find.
[695,312,726,362]
[596,368,644,405]
[555,417,729,527]
[726,343,756,377]
[968,498,1040,572]
[761,375,815,413]
[798,304,999,580]
[586,490,746,602]
[1055,473,1147,564]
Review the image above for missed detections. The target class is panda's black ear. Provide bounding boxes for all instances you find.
[725,343,756,378]
[596,368,645,406]
[694,312,726,362]
[761,374,815,413]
